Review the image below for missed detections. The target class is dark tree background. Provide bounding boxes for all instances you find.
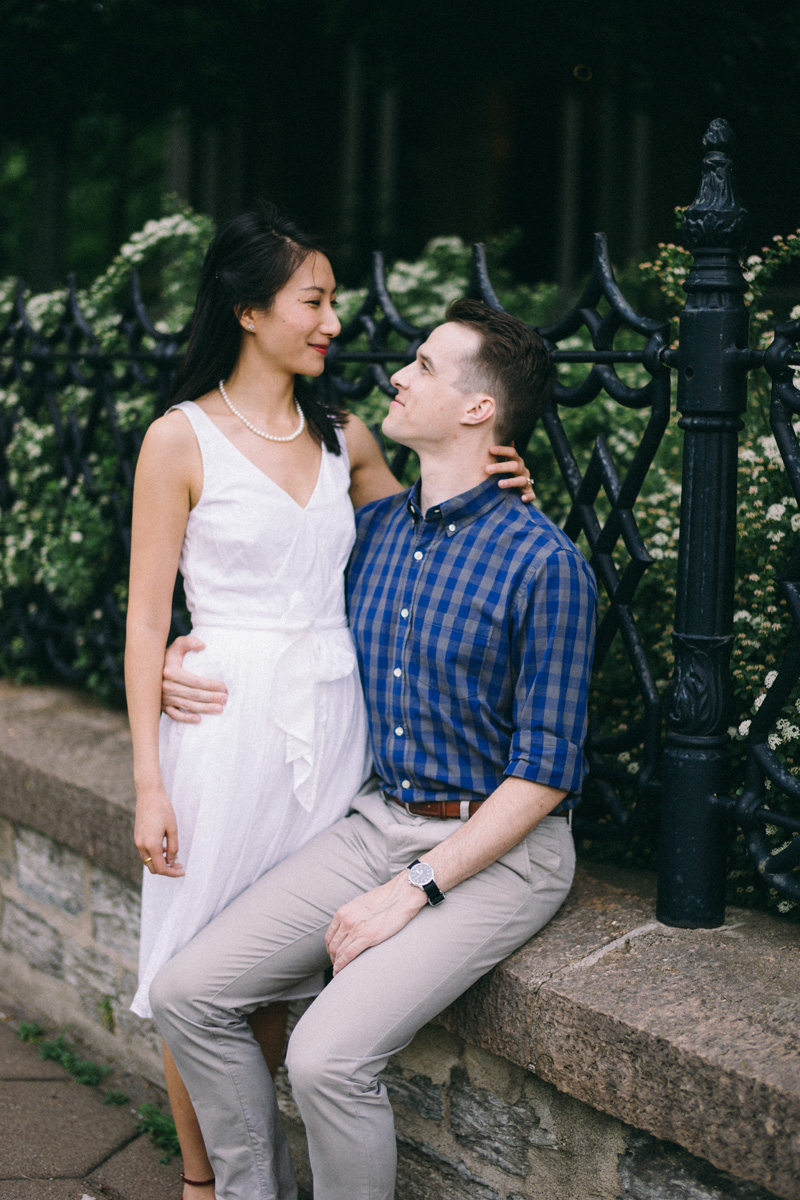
[0,0,798,294]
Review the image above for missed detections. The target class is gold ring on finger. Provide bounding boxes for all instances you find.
[142,856,152,864]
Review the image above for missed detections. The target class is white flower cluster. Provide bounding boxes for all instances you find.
[0,203,218,656]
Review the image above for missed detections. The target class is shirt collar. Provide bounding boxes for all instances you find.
[406,476,507,535]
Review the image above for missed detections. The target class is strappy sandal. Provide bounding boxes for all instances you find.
[180,1172,215,1195]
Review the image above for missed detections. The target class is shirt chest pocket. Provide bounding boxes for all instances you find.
[418,615,500,678]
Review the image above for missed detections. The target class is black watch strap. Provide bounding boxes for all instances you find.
[408,858,445,906]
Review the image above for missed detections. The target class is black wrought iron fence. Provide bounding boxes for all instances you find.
[1,119,798,926]
[0,273,184,691]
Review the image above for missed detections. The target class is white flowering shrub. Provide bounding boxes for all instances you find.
[0,203,214,695]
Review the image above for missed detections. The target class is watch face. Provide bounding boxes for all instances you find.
[409,862,435,887]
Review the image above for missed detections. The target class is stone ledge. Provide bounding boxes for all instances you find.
[1,680,798,1199]
[0,680,140,883]
[438,868,800,1199]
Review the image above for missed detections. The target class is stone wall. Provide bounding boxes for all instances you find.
[278,1021,788,1200]
[1,681,798,1200]
[0,816,161,1075]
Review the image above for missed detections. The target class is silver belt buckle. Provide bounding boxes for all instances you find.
[459,800,471,822]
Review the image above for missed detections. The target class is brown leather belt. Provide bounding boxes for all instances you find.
[387,795,569,820]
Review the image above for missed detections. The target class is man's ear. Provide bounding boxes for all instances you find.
[459,394,496,427]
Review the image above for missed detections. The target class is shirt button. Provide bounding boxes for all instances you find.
[400,608,409,619]
[401,779,411,789]
[413,550,423,560]
[448,523,456,533]
[393,667,402,678]
[395,726,404,737]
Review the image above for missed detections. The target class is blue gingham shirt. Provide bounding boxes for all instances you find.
[346,478,597,811]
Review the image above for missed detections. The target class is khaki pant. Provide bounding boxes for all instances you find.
[150,785,575,1200]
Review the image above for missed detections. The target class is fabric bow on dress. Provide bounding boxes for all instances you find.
[273,591,357,812]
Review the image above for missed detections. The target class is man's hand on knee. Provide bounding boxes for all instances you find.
[161,635,228,723]
[325,875,426,976]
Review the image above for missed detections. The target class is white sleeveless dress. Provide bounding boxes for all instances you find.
[131,401,372,1018]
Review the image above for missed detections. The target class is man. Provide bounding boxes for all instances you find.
[151,300,597,1200]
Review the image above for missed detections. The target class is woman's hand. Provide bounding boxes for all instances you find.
[487,442,536,504]
[134,786,185,877]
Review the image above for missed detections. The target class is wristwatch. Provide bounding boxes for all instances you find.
[407,858,445,906]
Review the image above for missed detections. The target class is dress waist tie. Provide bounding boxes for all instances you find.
[196,592,356,813]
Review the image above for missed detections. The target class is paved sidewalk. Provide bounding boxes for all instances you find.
[0,993,184,1200]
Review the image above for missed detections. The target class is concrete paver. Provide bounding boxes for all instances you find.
[0,1183,95,1198]
[88,1131,183,1199]
[0,998,184,1200]
[0,1079,136,1177]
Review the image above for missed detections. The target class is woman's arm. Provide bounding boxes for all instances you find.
[343,414,404,510]
[343,413,535,508]
[125,411,201,876]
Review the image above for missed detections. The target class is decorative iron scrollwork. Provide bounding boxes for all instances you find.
[538,235,671,840]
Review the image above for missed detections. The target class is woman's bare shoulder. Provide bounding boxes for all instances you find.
[143,407,198,449]
[137,409,203,486]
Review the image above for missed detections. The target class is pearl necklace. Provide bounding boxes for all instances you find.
[218,380,305,443]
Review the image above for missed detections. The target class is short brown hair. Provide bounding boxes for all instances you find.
[445,299,553,446]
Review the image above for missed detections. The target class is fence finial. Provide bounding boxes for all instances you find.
[682,118,749,251]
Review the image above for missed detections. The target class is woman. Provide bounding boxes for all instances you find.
[125,202,533,1199]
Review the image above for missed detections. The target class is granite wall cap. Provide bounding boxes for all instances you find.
[0,681,139,881]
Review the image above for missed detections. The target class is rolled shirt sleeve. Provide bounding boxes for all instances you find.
[505,546,597,795]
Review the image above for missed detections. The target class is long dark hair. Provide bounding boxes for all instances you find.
[164,201,346,454]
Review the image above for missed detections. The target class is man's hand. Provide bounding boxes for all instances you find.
[325,873,427,975]
[162,635,228,723]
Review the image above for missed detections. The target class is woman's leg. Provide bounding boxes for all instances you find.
[151,809,381,1200]
[249,1001,289,1078]
[164,1005,289,1198]
[163,1040,216,1199]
